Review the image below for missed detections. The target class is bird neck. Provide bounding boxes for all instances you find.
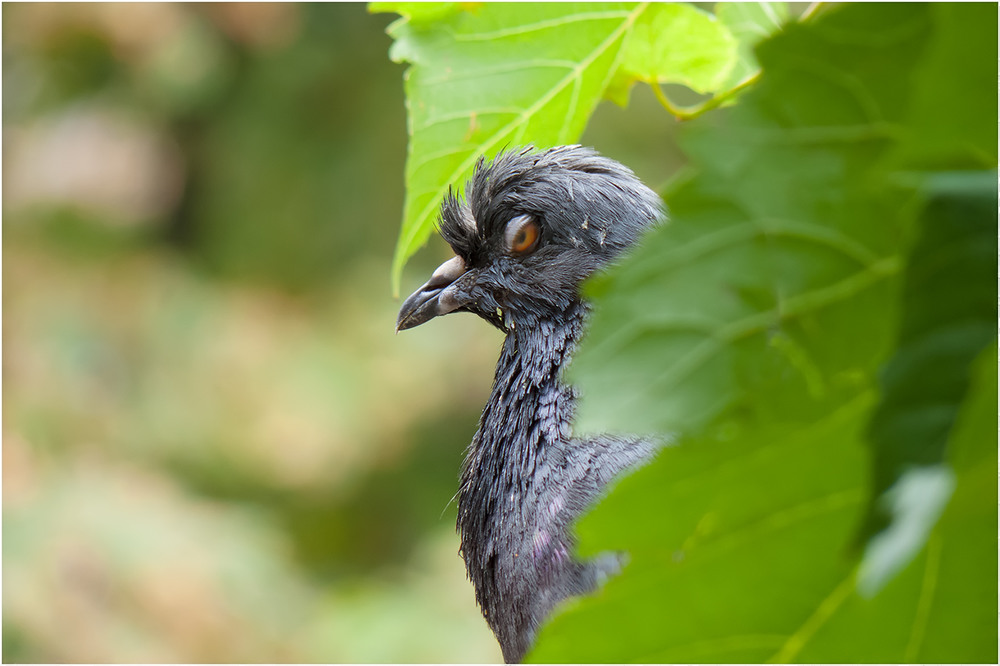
[501,298,588,418]
[503,300,588,383]
[458,297,588,535]
[455,298,589,658]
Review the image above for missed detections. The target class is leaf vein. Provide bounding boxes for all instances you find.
[421,59,578,85]
[616,256,901,400]
[559,72,584,145]
[397,3,647,276]
[624,218,883,288]
[904,532,943,661]
[767,569,858,663]
[415,108,523,132]
[452,10,634,42]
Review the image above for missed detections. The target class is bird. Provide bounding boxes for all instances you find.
[396,145,664,663]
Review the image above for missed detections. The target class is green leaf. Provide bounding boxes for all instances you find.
[618,3,737,93]
[852,4,998,571]
[901,344,997,662]
[531,393,875,663]
[382,2,646,293]
[792,345,997,663]
[530,3,997,662]
[715,2,789,88]
[570,2,932,438]
[887,2,998,169]
[861,171,998,558]
[369,2,462,25]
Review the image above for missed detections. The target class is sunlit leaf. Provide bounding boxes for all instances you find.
[369,2,462,25]
[618,3,736,93]
[377,2,646,292]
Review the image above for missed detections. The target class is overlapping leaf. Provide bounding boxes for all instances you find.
[793,344,996,664]
[531,3,997,662]
[715,2,789,88]
[570,2,928,438]
[858,171,997,592]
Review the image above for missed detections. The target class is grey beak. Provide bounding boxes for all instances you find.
[396,256,473,332]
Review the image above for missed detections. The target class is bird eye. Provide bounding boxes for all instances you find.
[505,215,540,255]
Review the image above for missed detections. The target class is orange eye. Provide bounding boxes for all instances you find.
[506,215,540,255]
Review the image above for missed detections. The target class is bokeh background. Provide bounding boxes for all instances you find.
[2,3,684,662]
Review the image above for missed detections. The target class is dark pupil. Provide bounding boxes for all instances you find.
[514,229,526,246]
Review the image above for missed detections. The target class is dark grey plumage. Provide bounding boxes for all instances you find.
[397,145,663,663]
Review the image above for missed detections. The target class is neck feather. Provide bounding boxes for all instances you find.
[461,301,587,493]
[454,301,587,648]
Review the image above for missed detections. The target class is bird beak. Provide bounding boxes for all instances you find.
[396,256,473,332]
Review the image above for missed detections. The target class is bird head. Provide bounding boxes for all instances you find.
[396,145,663,333]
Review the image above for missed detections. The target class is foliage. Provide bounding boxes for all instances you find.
[371,1,767,292]
[379,1,997,662]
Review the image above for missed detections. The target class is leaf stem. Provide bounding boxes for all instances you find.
[650,71,761,121]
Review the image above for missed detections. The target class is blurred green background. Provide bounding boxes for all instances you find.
[2,3,684,662]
